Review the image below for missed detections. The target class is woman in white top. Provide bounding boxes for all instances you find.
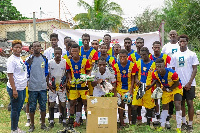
[7,40,27,133]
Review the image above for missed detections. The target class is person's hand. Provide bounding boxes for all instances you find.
[48,84,55,93]
[135,79,141,87]
[128,89,133,97]
[13,90,18,99]
[97,79,103,84]
[162,87,167,91]
[68,55,72,59]
[184,82,192,91]
[145,85,151,91]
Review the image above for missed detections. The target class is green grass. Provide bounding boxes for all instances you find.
[0,51,200,133]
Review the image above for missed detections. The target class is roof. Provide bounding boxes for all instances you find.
[0,18,72,26]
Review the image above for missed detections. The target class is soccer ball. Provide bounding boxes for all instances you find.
[122,92,132,104]
[151,87,163,99]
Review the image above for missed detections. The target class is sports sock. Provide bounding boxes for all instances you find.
[188,121,193,126]
[182,116,186,124]
[132,110,137,125]
[26,113,30,120]
[176,110,182,129]
[75,112,81,123]
[160,110,168,127]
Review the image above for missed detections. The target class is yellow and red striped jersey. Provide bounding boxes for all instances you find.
[80,46,98,65]
[150,53,171,67]
[113,60,134,90]
[152,68,182,89]
[66,56,91,88]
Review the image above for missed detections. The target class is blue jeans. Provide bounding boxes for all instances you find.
[7,86,25,130]
[29,90,47,113]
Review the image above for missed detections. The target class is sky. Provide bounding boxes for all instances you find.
[11,0,165,27]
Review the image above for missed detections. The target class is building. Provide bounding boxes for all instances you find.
[0,18,72,43]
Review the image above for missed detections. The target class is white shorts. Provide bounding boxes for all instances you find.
[49,89,66,102]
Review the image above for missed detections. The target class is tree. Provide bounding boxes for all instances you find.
[133,8,162,33]
[0,0,28,21]
[163,0,200,51]
[73,0,123,32]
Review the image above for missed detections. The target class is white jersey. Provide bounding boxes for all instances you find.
[91,67,116,97]
[7,55,27,90]
[44,47,55,61]
[170,49,199,86]
[161,42,180,58]
[48,58,66,85]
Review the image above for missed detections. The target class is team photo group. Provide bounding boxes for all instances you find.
[7,30,199,133]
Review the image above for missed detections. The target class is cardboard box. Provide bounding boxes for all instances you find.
[86,96,117,133]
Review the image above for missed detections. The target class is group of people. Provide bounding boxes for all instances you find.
[6,30,199,133]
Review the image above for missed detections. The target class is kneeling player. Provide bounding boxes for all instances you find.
[152,58,182,132]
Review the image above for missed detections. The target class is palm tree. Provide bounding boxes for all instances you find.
[73,0,123,32]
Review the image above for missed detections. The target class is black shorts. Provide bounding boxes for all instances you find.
[182,86,195,100]
[174,93,182,101]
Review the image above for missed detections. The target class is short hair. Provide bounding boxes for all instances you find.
[155,58,164,63]
[119,49,128,55]
[71,43,80,49]
[178,34,189,42]
[29,44,33,50]
[100,43,107,48]
[92,40,99,44]
[140,47,149,54]
[136,37,144,42]
[124,37,132,42]
[68,41,77,47]
[50,33,58,39]
[32,41,41,46]
[12,40,22,48]
[82,33,90,40]
[54,47,62,52]
[64,36,71,40]
[104,34,111,39]
[113,43,121,48]
[98,56,107,62]
[153,41,161,46]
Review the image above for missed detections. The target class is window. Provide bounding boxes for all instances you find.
[38,31,47,41]
[7,31,25,41]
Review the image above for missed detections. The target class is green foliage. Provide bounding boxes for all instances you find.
[163,0,200,51]
[73,0,123,32]
[133,8,162,33]
[0,0,29,21]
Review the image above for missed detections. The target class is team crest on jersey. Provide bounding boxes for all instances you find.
[122,70,126,74]
[149,68,154,72]
[162,79,165,82]
[83,55,86,58]
[75,65,78,69]
[143,67,147,71]
[169,79,172,82]
[88,55,92,60]
[128,69,132,73]
[41,62,45,68]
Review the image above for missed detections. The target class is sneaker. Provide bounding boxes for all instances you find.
[181,123,187,131]
[153,121,160,127]
[187,125,193,133]
[63,122,67,127]
[165,123,171,129]
[59,115,63,123]
[48,122,54,128]
[17,128,26,133]
[176,128,181,133]
[73,122,81,127]
[41,124,48,130]
[25,119,30,127]
[28,125,35,132]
